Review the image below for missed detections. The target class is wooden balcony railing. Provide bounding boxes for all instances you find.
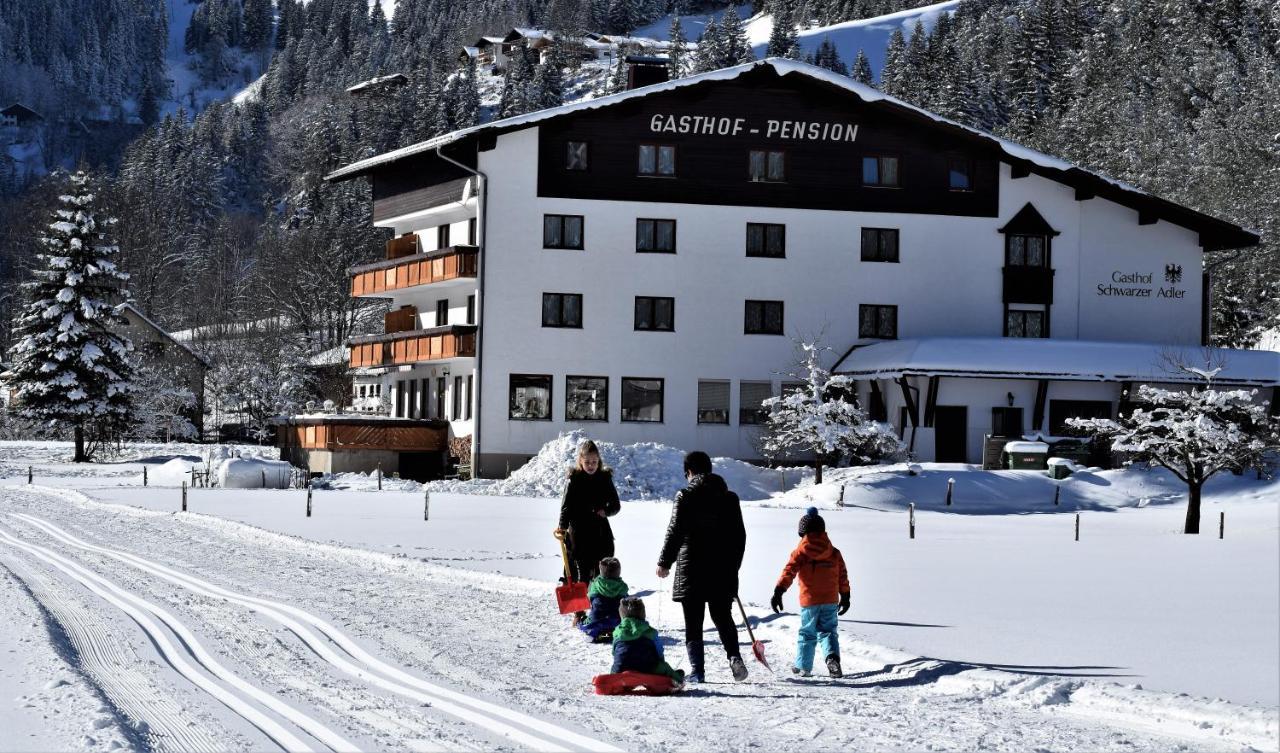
[386,233,419,260]
[351,245,479,297]
[349,325,477,369]
[1003,265,1055,305]
[278,416,448,452]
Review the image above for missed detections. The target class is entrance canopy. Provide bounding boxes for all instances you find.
[833,337,1279,388]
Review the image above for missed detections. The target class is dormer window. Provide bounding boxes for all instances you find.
[1006,234,1047,267]
[566,141,588,171]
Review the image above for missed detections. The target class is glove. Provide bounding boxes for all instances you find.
[838,592,851,615]
[770,587,785,614]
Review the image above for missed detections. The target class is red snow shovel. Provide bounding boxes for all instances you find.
[554,531,590,615]
[736,595,772,671]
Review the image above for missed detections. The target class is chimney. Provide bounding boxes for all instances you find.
[625,55,670,90]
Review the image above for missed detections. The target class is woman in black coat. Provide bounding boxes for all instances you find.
[656,451,747,683]
[555,439,621,588]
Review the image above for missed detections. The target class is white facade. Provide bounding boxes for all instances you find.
[349,60,1271,475]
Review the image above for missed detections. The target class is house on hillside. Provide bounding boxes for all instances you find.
[117,304,208,435]
[0,103,43,129]
[318,58,1277,479]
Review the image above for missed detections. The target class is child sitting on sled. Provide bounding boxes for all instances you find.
[771,507,851,678]
[610,597,685,683]
[579,557,628,643]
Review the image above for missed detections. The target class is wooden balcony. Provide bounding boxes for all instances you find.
[1003,265,1055,305]
[349,325,477,369]
[351,245,479,297]
[277,415,448,452]
[386,233,419,260]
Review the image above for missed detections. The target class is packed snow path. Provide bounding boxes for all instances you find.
[1,485,1274,752]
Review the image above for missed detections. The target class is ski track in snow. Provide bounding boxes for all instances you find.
[0,556,228,753]
[1,483,1274,752]
[0,523,344,753]
[10,511,622,753]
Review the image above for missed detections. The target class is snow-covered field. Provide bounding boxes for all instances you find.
[0,441,1276,752]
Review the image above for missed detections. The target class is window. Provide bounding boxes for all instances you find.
[948,158,972,191]
[697,380,730,424]
[621,378,664,422]
[468,217,477,245]
[437,224,451,248]
[543,214,584,249]
[862,155,900,187]
[466,294,475,324]
[509,374,552,420]
[744,300,784,335]
[452,376,462,419]
[746,223,785,258]
[566,376,608,421]
[408,379,418,418]
[634,296,675,332]
[566,140,588,171]
[860,228,899,263]
[435,299,448,327]
[464,375,473,420]
[436,376,446,419]
[542,293,582,328]
[859,304,897,339]
[748,150,785,182]
[636,219,676,253]
[1005,308,1046,338]
[1006,234,1048,267]
[991,407,1023,437]
[739,381,773,425]
[638,144,676,176]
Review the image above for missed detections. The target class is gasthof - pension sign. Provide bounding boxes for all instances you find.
[648,113,860,142]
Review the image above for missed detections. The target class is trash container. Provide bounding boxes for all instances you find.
[1003,440,1049,470]
[1047,457,1075,479]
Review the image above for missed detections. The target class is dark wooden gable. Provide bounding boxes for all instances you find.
[371,151,475,222]
[999,203,1061,236]
[536,67,1001,217]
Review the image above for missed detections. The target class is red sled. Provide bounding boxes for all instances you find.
[592,671,682,696]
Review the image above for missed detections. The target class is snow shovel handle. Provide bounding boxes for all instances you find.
[735,595,758,644]
[554,530,574,584]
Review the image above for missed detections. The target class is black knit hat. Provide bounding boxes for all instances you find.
[619,596,646,620]
[599,557,621,579]
[798,507,826,537]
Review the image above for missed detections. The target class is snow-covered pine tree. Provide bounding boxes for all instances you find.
[851,48,873,84]
[5,172,134,462]
[1068,366,1278,534]
[667,16,689,79]
[810,37,847,75]
[128,356,198,443]
[455,57,482,129]
[498,46,535,118]
[243,0,274,51]
[721,8,755,66]
[880,28,906,95]
[760,336,903,483]
[692,18,724,73]
[767,6,801,60]
[532,44,567,110]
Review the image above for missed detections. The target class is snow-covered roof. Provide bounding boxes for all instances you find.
[346,74,409,94]
[325,58,1258,249]
[834,337,1280,387]
[308,345,349,367]
[119,303,209,367]
[460,46,479,57]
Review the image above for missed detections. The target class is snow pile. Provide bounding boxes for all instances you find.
[151,457,198,486]
[428,430,807,501]
[217,457,293,489]
[314,472,423,492]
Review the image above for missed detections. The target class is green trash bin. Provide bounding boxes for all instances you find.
[1003,440,1049,470]
[1047,459,1074,479]
[1050,439,1092,466]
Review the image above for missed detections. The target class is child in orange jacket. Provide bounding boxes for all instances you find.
[771,507,850,677]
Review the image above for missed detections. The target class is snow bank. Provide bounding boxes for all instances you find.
[151,457,197,486]
[427,430,808,500]
[217,458,293,489]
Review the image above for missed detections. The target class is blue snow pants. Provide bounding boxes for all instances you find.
[795,603,840,673]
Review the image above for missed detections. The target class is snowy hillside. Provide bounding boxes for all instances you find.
[632,1,959,78]
[163,0,270,114]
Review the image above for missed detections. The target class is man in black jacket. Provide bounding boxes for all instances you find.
[656,451,748,683]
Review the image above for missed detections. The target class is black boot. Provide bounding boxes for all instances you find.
[686,641,705,684]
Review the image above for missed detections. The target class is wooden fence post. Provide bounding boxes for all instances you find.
[143,466,148,487]
[1053,486,1060,506]
[424,490,430,521]
[1074,513,1080,541]
[1219,511,1224,539]
[306,483,312,518]
[27,465,32,484]
[838,485,845,506]
[377,465,382,491]
[182,481,187,512]
[946,478,954,507]
[908,502,915,539]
